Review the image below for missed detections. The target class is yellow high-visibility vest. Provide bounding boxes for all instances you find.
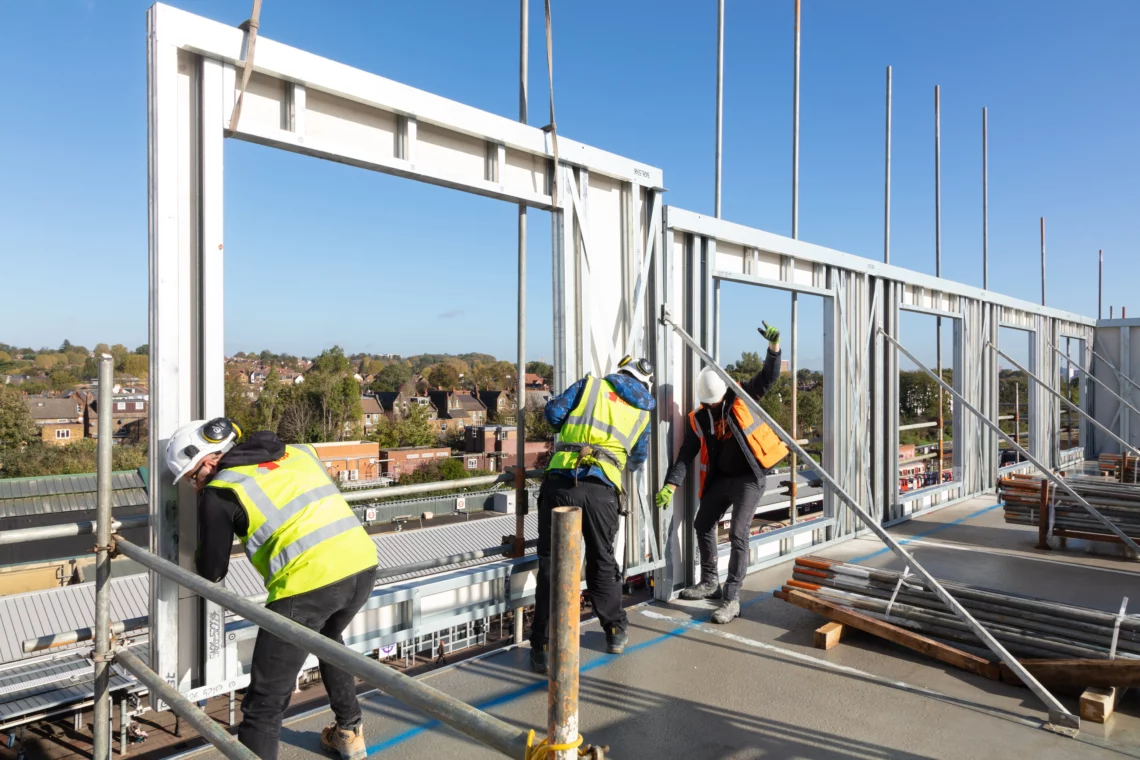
[546,377,651,493]
[207,444,377,602]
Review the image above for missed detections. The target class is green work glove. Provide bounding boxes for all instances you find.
[655,484,676,508]
[759,321,780,344]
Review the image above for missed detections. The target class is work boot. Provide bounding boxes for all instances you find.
[529,646,548,674]
[320,723,366,760]
[710,598,740,624]
[606,628,629,655]
[679,579,722,601]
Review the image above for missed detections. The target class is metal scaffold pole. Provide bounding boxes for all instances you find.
[982,106,989,290]
[513,0,529,574]
[1040,217,1047,306]
[1098,250,1103,320]
[92,354,114,760]
[789,0,801,520]
[714,0,724,218]
[548,507,583,759]
[934,85,944,483]
[659,307,1080,733]
[884,64,891,265]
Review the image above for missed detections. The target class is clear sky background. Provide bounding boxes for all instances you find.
[2,1,1136,370]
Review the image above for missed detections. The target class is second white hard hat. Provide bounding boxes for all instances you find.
[697,367,728,404]
[165,417,242,483]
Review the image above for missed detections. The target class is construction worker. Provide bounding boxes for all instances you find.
[529,356,656,673]
[166,419,378,760]
[656,324,788,624]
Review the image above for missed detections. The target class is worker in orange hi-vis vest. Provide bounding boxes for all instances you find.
[655,323,788,624]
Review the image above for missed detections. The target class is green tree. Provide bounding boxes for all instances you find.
[81,357,100,380]
[94,343,111,357]
[34,354,59,370]
[370,363,412,393]
[60,340,74,352]
[726,352,763,384]
[253,367,284,433]
[398,403,438,447]
[427,364,460,390]
[525,404,554,442]
[526,361,553,383]
[0,351,12,363]
[117,354,149,378]
[0,386,38,450]
[50,370,78,391]
[110,344,130,366]
[134,344,149,356]
[224,374,255,438]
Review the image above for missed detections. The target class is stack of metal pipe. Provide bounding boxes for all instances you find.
[786,556,1139,660]
[998,474,1140,539]
[1098,454,1140,484]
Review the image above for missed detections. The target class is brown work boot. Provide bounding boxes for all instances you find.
[320,723,366,760]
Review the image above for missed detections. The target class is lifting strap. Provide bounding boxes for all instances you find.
[228,0,264,134]
[544,0,561,207]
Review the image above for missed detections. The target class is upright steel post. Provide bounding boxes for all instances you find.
[1040,217,1047,305]
[92,355,114,760]
[884,65,891,264]
[714,0,724,217]
[789,0,802,519]
[513,0,529,566]
[1098,250,1103,320]
[934,85,944,482]
[982,107,989,290]
[1065,337,1072,449]
[120,695,128,757]
[1015,383,1021,446]
[548,507,582,759]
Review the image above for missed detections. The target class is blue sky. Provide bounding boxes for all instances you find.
[1,1,1135,370]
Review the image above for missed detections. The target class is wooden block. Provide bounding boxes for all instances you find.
[814,621,845,650]
[1081,686,1124,724]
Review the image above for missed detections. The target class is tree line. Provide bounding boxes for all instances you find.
[0,340,149,393]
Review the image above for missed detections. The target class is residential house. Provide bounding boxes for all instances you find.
[464,425,552,471]
[477,390,514,423]
[525,373,549,391]
[312,440,381,483]
[427,390,488,436]
[371,392,437,422]
[23,397,85,445]
[360,394,385,434]
[378,446,453,480]
[85,396,148,444]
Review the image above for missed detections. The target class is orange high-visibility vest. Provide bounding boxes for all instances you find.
[688,398,789,497]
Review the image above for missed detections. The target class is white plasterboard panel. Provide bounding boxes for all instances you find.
[240,72,286,130]
[712,240,746,271]
[756,248,783,281]
[502,149,545,196]
[587,172,624,374]
[793,259,815,286]
[666,206,1094,326]
[416,122,488,183]
[305,87,399,153]
[151,4,661,192]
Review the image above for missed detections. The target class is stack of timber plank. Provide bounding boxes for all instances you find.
[999,473,1140,541]
[1099,453,1140,484]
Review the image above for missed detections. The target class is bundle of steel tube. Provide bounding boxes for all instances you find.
[785,556,1140,660]
[1098,454,1140,484]
[999,473,1140,539]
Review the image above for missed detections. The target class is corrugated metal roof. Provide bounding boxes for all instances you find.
[0,470,146,517]
[0,513,539,666]
[0,647,146,726]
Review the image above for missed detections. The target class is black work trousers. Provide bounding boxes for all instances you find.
[239,566,378,760]
[693,473,764,601]
[530,475,625,648]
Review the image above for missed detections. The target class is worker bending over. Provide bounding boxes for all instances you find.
[657,324,788,624]
[530,356,656,673]
[166,420,378,760]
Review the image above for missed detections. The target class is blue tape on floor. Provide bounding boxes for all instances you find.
[366,504,1001,755]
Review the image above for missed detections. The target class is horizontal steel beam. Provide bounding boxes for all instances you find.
[343,470,543,503]
[23,616,149,654]
[0,515,149,546]
[112,537,533,757]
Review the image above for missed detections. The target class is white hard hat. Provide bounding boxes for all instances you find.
[697,367,728,405]
[617,355,654,388]
[165,418,242,483]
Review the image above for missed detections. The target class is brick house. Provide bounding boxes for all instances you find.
[372,392,437,422]
[427,390,488,436]
[477,390,514,423]
[464,425,552,471]
[312,440,381,483]
[84,396,149,444]
[378,446,453,480]
[525,373,549,391]
[23,397,85,445]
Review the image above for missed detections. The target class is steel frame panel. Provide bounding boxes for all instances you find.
[147,2,661,697]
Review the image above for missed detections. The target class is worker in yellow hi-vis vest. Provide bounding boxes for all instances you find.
[165,419,377,760]
[529,356,656,674]
[656,323,788,625]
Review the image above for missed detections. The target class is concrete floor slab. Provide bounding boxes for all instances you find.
[194,495,1140,760]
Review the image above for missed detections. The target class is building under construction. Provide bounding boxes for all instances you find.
[2,3,1140,759]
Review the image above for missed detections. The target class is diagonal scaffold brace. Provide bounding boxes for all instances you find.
[659,305,1081,735]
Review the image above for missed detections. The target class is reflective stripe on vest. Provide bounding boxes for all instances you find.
[547,377,651,492]
[206,444,377,602]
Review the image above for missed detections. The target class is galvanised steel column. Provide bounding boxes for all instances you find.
[548,507,582,759]
[884,65,891,265]
[935,85,944,484]
[513,0,529,570]
[93,355,115,760]
[789,0,801,519]
[982,107,989,290]
[714,0,724,217]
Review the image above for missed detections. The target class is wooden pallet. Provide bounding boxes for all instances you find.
[779,588,1137,723]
